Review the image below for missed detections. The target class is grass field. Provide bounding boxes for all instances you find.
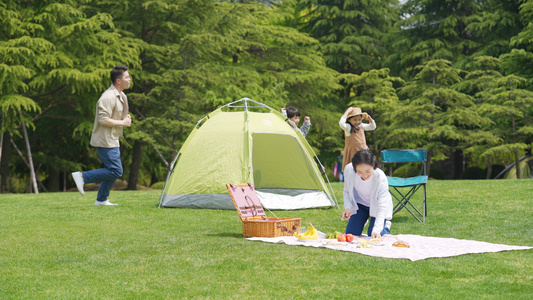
[1,180,532,299]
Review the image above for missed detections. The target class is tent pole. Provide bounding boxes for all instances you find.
[314,156,339,209]
[158,152,181,208]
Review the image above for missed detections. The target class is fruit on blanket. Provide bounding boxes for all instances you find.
[325,231,343,239]
[337,234,346,242]
[294,223,318,240]
[357,243,373,248]
[345,234,354,242]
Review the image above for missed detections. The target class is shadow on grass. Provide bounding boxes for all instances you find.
[391,215,411,223]
[209,232,243,239]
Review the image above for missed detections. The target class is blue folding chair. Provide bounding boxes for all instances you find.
[381,149,428,222]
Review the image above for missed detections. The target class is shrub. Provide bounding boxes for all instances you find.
[460,167,485,179]
[150,181,165,189]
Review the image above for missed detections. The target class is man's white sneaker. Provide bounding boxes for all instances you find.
[94,200,118,206]
[71,171,85,195]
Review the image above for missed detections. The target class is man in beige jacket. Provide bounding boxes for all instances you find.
[71,65,132,206]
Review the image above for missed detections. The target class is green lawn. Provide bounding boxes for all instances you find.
[1,180,532,299]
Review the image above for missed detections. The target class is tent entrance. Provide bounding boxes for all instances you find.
[251,133,333,209]
[251,133,322,190]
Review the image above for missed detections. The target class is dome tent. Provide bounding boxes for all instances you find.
[494,155,533,179]
[158,98,338,210]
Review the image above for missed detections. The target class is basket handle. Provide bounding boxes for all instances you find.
[277,220,300,234]
[243,195,258,216]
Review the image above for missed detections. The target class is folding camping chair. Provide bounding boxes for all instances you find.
[381,149,428,222]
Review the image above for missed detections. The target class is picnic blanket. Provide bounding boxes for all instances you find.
[247,233,532,261]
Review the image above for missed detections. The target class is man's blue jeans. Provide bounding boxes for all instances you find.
[345,204,390,236]
[82,147,123,202]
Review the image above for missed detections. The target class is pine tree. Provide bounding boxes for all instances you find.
[337,68,403,152]
[478,74,533,179]
[454,56,501,178]
[389,0,483,78]
[297,0,400,77]
[392,59,485,177]
[1,0,140,192]
[85,0,340,188]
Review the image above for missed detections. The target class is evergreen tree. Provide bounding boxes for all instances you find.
[389,0,483,78]
[478,74,533,179]
[296,0,400,96]
[454,56,501,178]
[1,0,140,192]
[464,0,522,60]
[393,59,484,178]
[500,0,533,82]
[337,68,403,153]
[85,0,339,188]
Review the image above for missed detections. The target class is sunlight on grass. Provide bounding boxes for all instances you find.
[0,180,532,298]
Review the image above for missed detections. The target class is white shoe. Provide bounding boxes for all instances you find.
[94,200,118,206]
[71,171,85,195]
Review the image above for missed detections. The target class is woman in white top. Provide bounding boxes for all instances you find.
[342,150,393,238]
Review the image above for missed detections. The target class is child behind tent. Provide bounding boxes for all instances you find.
[281,107,311,137]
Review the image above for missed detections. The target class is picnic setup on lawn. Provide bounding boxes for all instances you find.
[2,98,531,298]
[158,99,532,262]
[227,182,531,262]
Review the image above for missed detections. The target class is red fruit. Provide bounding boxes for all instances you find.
[337,234,346,242]
[345,234,354,242]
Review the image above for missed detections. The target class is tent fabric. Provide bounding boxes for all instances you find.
[494,155,533,179]
[159,99,337,210]
[503,156,533,179]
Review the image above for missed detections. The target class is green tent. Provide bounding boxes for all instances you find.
[159,98,338,210]
[499,156,533,179]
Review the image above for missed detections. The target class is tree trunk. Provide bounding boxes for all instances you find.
[426,152,432,179]
[127,140,143,190]
[453,149,463,179]
[372,130,378,154]
[485,155,492,179]
[151,172,160,187]
[47,166,60,192]
[0,131,11,193]
[21,119,38,194]
[511,115,521,179]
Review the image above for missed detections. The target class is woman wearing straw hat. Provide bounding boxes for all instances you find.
[339,107,376,173]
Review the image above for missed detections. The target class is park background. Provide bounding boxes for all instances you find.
[1,0,533,193]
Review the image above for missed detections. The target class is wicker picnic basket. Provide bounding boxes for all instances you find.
[226,183,301,238]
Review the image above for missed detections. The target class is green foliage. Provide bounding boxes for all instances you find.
[298,0,400,75]
[472,70,533,177]
[339,68,403,151]
[2,0,533,190]
[388,0,520,78]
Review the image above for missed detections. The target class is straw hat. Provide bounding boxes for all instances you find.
[346,107,368,120]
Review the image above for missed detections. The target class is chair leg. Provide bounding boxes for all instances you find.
[390,186,425,223]
[423,184,427,222]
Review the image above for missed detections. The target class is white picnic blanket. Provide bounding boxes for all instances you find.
[247,234,532,261]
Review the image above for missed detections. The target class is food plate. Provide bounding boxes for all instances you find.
[297,238,318,242]
[367,240,385,246]
[324,240,346,246]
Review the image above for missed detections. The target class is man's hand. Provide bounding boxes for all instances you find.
[123,114,132,127]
